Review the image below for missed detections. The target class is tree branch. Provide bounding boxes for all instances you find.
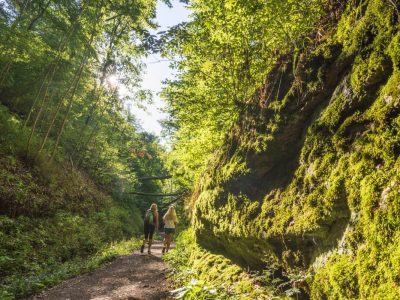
[162,195,184,208]
[137,175,172,181]
[128,190,184,197]
[27,0,51,31]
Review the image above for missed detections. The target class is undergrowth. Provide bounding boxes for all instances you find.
[163,229,301,299]
[0,235,140,299]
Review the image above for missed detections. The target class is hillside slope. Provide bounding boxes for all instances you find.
[0,104,145,299]
[191,0,400,298]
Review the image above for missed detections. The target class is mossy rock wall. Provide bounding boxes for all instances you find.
[192,0,400,298]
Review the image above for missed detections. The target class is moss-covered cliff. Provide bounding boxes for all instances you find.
[191,0,400,298]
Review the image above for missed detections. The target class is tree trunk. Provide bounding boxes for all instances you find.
[0,62,12,87]
[49,0,104,161]
[50,55,88,161]
[24,20,78,128]
[24,63,54,127]
[26,63,57,152]
[37,67,81,155]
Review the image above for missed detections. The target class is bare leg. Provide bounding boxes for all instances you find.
[162,235,168,254]
[148,239,153,254]
[140,238,147,253]
[166,234,171,252]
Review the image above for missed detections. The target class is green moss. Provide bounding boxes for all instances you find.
[319,94,347,128]
[311,254,359,299]
[164,229,277,299]
[387,32,400,70]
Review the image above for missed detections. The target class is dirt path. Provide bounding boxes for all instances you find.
[30,241,173,300]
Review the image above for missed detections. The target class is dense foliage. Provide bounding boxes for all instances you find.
[160,0,329,186]
[0,0,169,198]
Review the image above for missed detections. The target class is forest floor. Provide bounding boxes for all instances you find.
[28,241,173,300]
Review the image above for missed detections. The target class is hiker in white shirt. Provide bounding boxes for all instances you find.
[162,205,178,254]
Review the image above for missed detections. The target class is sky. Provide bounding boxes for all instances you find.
[128,1,190,136]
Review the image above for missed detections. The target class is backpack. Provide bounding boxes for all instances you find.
[144,209,154,225]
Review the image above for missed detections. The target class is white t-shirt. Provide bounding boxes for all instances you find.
[164,215,178,228]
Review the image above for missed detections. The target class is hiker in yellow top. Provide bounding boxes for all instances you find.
[141,203,159,254]
[162,205,178,254]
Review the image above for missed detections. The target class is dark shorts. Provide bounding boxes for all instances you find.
[144,223,155,240]
[164,227,176,234]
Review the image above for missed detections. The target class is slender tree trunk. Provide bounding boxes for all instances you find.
[49,0,105,161]
[37,61,83,155]
[70,23,118,162]
[24,18,78,128]
[24,63,54,127]
[26,63,57,152]
[26,16,83,156]
[50,56,87,161]
[0,62,12,87]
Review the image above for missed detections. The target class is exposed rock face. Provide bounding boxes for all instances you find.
[192,0,400,297]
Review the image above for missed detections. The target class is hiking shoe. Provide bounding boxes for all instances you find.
[140,245,144,253]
